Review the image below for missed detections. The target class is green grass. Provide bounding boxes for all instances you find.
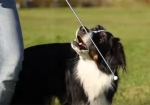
[18,6,150,105]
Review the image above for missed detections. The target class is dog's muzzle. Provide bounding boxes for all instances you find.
[72,26,91,51]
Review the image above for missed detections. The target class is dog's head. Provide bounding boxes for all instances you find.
[71,25,126,73]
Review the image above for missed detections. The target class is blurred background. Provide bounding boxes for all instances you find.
[15,0,150,8]
[15,0,150,105]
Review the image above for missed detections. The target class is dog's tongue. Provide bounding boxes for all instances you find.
[77,36,87,49]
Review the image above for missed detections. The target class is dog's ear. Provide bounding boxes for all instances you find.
[106,38,126,71]
[91,25,106,31]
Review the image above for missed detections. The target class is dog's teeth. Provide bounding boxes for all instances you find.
[79,43,82,45]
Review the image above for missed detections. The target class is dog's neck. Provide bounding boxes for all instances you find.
[75,58,114,104]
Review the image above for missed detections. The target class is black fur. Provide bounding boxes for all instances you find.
[11,25,126,105]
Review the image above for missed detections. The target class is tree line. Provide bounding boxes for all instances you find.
[15,0,150,8]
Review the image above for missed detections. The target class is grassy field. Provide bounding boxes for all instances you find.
[18,6,150,105]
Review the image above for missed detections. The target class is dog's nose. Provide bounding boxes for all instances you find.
[79,26,90,33]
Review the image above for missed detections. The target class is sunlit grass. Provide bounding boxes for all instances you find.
[18,6,150,105]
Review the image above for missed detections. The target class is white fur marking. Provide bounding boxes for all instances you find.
[76,59,113,105]
[90,95,110,105]
[93,30,107,33]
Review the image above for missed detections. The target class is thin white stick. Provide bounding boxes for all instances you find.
[66,0,118,80]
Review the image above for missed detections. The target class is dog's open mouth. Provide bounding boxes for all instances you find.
[73,35,88,50]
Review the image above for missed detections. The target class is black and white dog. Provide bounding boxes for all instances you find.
[11,25,126,105]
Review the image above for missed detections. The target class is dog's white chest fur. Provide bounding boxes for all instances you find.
[76,59,113,105]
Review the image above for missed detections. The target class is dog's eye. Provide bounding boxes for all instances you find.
[100,37,105,43]
[99,32,107,43]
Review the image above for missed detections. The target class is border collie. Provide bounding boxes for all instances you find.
[11,25,126,105]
